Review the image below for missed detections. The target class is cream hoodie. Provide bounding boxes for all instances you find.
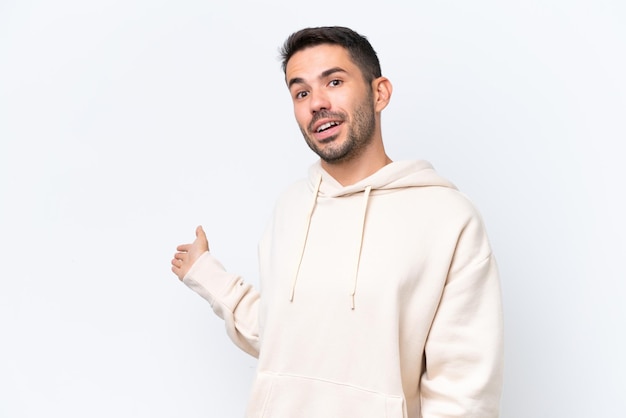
[183,160,503,418]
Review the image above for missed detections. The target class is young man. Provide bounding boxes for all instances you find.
[171,26,503,418]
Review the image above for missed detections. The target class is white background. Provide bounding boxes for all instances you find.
[1,1,625,417]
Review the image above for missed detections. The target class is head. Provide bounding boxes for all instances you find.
[280,27,391,165]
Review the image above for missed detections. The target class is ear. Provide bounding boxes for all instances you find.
[372,77,393,113]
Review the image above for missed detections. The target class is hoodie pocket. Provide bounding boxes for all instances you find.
[248,372,405,418]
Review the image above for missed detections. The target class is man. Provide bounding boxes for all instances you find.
[171,26,503,417]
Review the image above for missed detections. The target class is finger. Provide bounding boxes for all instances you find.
[176,244,191,252]
[173,252,186,260]
[171,265,183,280]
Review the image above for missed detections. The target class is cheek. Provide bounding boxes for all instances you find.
[293,106,309,128]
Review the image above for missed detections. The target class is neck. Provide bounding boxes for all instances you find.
[320,138,392,186]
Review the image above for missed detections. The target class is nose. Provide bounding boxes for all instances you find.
[309,89,330,114]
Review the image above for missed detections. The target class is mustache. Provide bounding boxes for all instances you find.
[308,110,346,132]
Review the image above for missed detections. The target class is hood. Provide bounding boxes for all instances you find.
[308,160,456,197]
[290,160,456,310]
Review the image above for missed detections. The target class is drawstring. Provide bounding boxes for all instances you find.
[350,185,371,310]
[289,176,371,310]
[289,174,322,302]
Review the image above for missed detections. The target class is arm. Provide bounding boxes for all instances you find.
[421,214,504,417]
[172,226,260,357]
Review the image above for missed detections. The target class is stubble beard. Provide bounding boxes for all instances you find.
[299,93,376,165]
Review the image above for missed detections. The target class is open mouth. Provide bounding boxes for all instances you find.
[316,121,341,133]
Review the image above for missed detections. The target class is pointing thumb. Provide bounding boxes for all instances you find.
[195,225,209,251]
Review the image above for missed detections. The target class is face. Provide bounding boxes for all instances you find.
[285,44,377,164]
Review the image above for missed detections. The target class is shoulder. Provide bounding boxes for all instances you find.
[395,185,483,222]
[276,178,309,203]
[268,177,311,218]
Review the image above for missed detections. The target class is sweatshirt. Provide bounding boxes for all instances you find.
[183,160,503,418]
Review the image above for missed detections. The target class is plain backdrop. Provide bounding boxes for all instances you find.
[1,1,624,417]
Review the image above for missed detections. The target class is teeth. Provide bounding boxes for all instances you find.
[317,121,338,133]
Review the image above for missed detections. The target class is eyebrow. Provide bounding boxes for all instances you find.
[287,67,348,89]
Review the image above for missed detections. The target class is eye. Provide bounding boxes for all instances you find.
[328,79,342,87]
[295,90,309,99]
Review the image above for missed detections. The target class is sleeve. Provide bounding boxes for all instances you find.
[420,211,504,417]
[182,251,260,358]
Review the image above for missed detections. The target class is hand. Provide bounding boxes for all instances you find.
[171,225,210,281]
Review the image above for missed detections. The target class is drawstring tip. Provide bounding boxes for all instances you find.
[351,295,355,310]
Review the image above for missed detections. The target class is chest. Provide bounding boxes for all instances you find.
[261,190,458,309]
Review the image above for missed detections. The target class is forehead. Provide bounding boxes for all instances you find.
[285,44,359,82]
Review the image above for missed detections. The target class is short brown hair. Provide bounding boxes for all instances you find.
[280,26,382,83]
